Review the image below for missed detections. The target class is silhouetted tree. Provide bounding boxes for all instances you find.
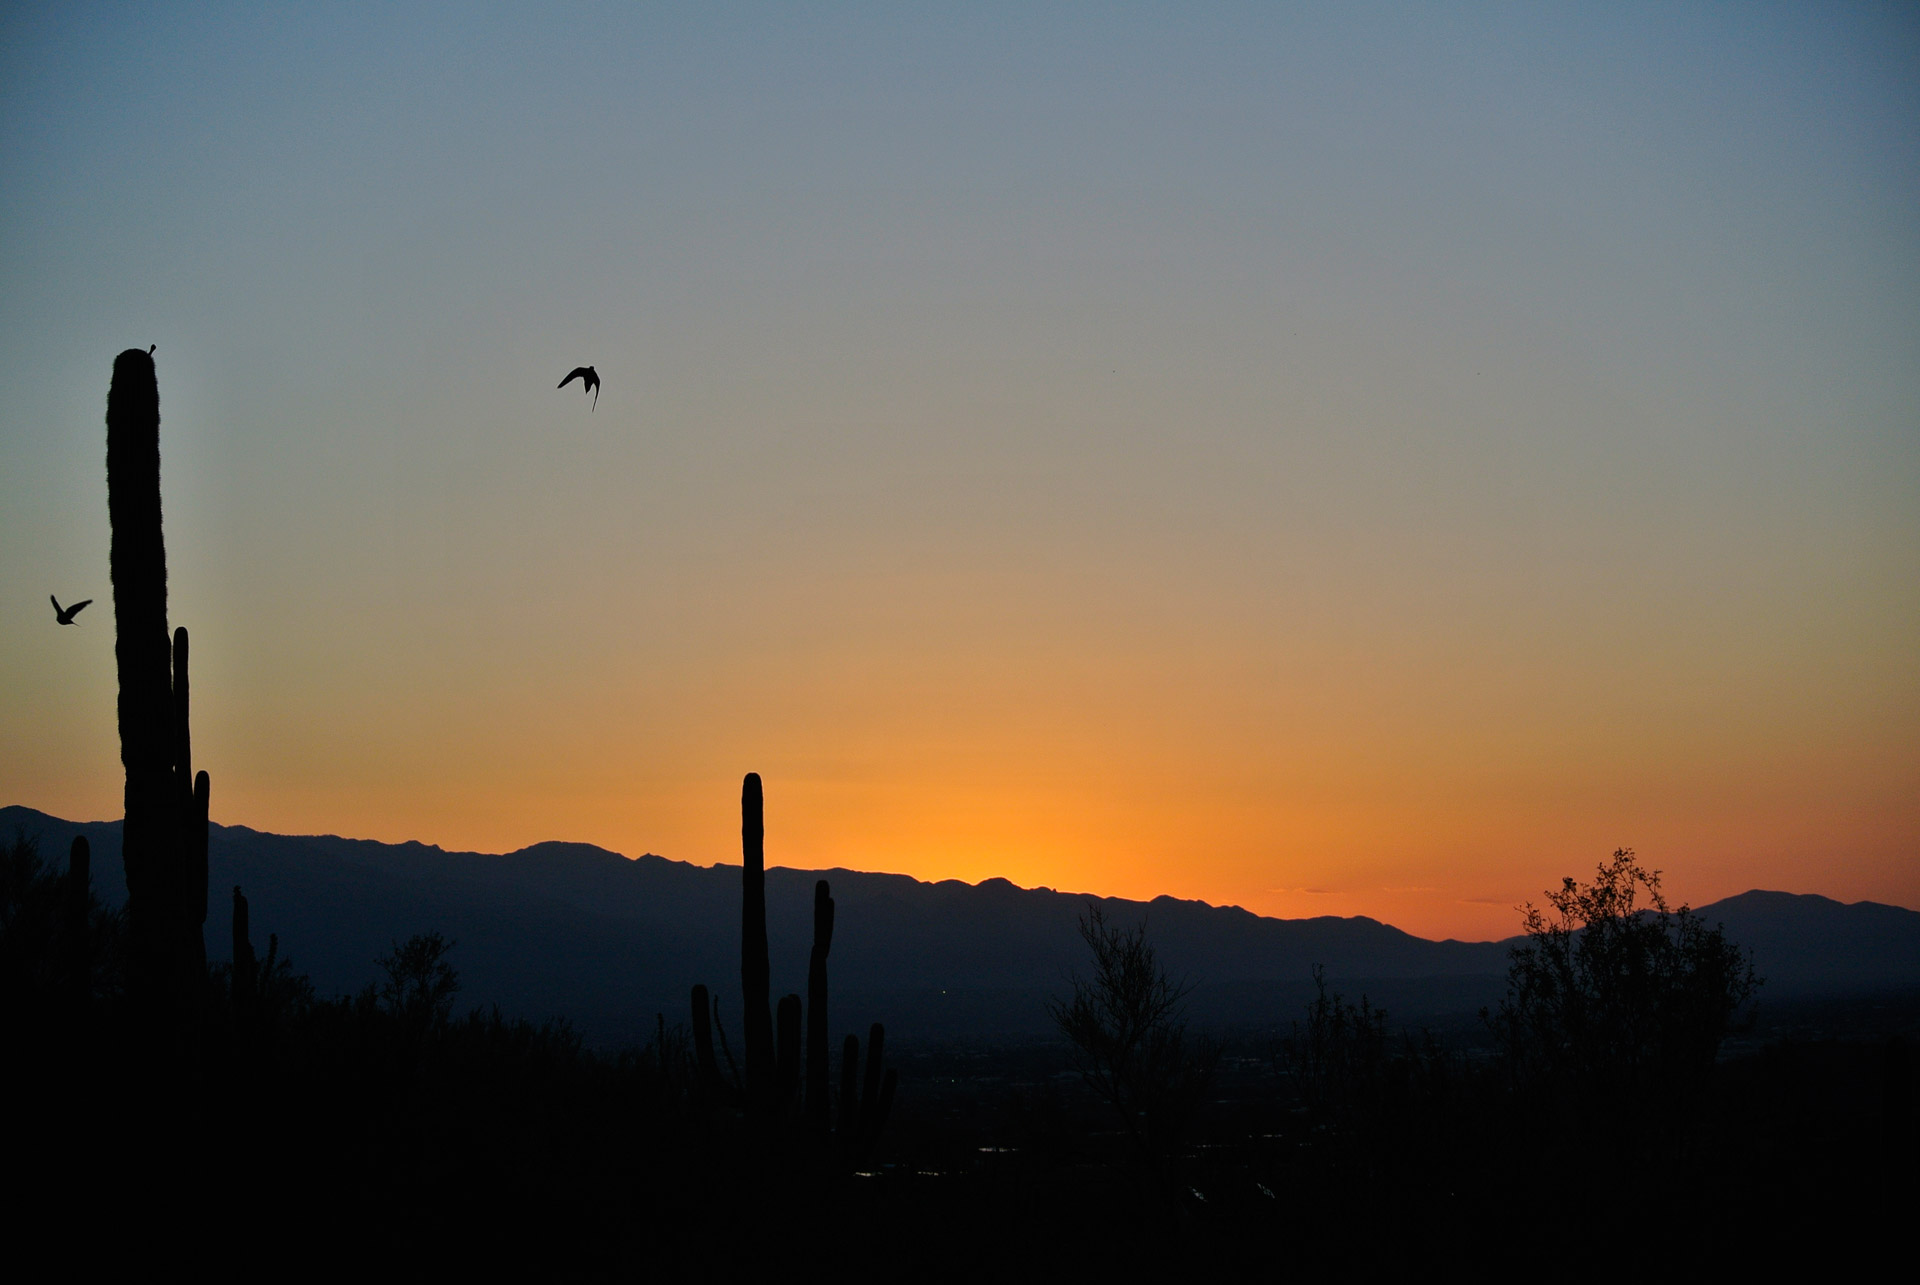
[377,932,460,1028]
[1049,905,1214,1162]
[1488,848,1759,1113]
[1286,966,1390,1127]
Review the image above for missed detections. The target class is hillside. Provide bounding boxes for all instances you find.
[7,806,1915,1043]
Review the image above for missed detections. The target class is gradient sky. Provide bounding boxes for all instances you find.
[3,4,1915,940]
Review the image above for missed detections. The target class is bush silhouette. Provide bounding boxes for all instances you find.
[1048,904,1214,1163]
[375,931,461,1027]
[1286,965,1391,1130]
[1488,848,1759,1115]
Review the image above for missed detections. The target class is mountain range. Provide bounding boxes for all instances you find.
[7,805,1917,1046]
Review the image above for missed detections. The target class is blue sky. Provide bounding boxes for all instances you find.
[3,4,1915,936]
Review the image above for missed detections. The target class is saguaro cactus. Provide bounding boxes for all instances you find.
[838,1023,898,1165]
[741,773,774,1107]
[232,885,257,1023]
[106,348,209,1025]
[690,983,745,1106]
[691,984,721,1096]
[688,773,892,1153]
[806,879,834,1129]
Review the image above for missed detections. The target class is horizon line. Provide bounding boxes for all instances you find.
[9,802,1912,946]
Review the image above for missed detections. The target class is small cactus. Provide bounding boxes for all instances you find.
[806,879,834,1130]
[740,773,775,1112]
[690,983,739,1106]
[231,885,257,1024]
[838,1023,898,1166]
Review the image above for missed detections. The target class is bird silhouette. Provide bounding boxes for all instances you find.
[51,596,91,625]
[557,365,600,411]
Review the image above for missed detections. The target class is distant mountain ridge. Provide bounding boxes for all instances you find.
[7,806,1917,1044]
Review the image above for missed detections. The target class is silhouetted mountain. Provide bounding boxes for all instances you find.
[7,805,1915,1043]
[1693,889,1920,995]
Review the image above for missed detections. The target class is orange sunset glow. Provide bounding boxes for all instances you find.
[4,5,1916,943]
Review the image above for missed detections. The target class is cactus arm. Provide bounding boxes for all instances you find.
[106,348,174,1014]
[232,886,256,1019]
[190,768,209,971]
[177,631,209,978]
[172,626,190,806]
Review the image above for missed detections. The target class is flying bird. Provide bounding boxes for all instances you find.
[50,596,91,625]
[557,365,600,411]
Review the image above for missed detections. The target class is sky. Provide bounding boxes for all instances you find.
[2,3,1915,940]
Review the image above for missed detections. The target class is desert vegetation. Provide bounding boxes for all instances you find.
[3,351,1910,1271]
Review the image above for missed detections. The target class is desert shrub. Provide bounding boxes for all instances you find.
[1049,904,1216,1163]
[1488,848,1758,1117]
[0,830,122,1013]
[1286,966,1390,1128]
[375,931,461,1028]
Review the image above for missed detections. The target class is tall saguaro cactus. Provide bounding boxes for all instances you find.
[687,773,894,1159]
[741,773,773,1106]
[106,348,210,1025]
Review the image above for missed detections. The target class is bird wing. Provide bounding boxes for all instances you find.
[558,367,591,390]
[70,599,92,617]
[51,595,62,615]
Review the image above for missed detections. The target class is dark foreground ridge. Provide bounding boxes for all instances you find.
[6,805,1918,1044]
[6,816,1915,1274]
